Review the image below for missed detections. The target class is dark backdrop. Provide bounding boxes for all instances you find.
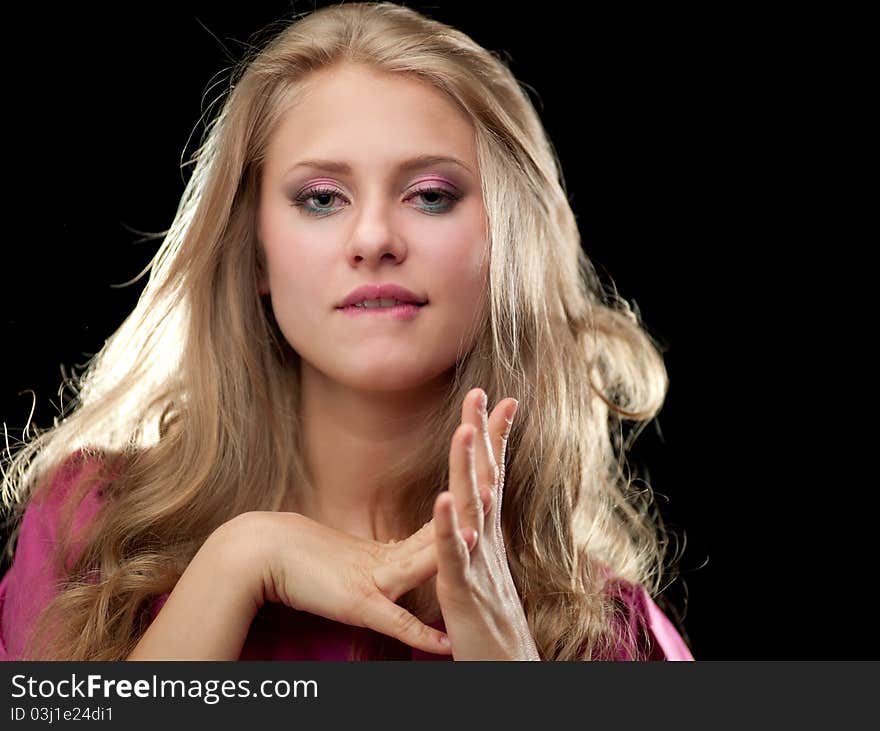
[1,2,853,659]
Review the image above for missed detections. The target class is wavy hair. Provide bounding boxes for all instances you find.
[1,1,686,660]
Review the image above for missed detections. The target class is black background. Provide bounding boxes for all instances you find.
[1,2,858,659]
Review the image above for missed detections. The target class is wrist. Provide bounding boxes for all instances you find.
[208,511,277,612]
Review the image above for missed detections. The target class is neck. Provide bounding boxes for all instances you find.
[291,361,451,544]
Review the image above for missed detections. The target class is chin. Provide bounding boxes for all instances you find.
[338,369,430,392]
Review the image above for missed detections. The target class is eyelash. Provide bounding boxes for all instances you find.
[291,185,461,217]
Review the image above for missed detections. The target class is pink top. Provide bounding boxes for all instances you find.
[0,450,693,661]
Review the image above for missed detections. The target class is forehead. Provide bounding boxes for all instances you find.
[265,64,477,177]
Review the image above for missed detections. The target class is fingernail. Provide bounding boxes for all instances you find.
[504,400,519,437]
[439,634,451,647]
[479,389,488,416]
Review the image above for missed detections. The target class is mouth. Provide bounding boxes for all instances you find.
[336,302,426,320]
[337,284,428,310]
[336,301,427,310]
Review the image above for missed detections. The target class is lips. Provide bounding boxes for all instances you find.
[338,301,424,321]
[337,283,428,309]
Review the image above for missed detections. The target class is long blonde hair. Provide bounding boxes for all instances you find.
[1,1,686,660]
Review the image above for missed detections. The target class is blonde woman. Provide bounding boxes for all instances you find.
[0,2,692,661]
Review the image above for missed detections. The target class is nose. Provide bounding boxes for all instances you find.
[344,199,408,267]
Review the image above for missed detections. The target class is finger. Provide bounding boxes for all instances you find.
[359,594,452,655]
[373,539,438,600]
[494,398,518,536]
[461,389,497,528]
[493,397,519,477]
[449,418,482,540]
[388,518,436,559]
[434,491,470,584]
[478,483,493,516]
[463,390,518,532]
[479,392,504,505]
[375,524,476,600]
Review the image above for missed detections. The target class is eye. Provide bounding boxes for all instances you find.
[409,187,461,214]
[291,185,461,217]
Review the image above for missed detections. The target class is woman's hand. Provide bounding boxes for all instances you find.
[432,388,541,661]
[237,510,470,655]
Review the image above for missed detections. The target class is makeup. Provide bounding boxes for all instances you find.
[337,302,425,321]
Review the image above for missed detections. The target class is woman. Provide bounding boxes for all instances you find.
[0,1,692,661]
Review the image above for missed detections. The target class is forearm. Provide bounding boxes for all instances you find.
[126,516,264,660]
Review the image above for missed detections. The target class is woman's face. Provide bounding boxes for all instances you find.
[257,63,489,392]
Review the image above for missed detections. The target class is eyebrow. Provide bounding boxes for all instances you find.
[285,154,474,177]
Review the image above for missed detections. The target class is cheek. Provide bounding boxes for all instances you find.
[422,224,489,307]
[261,208,324,289]
[261,225,335,334]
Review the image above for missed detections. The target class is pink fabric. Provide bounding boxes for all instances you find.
[643,592,694,660]
[0,451,693,661]
[604,574,694,661]
[0,451,105,660]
